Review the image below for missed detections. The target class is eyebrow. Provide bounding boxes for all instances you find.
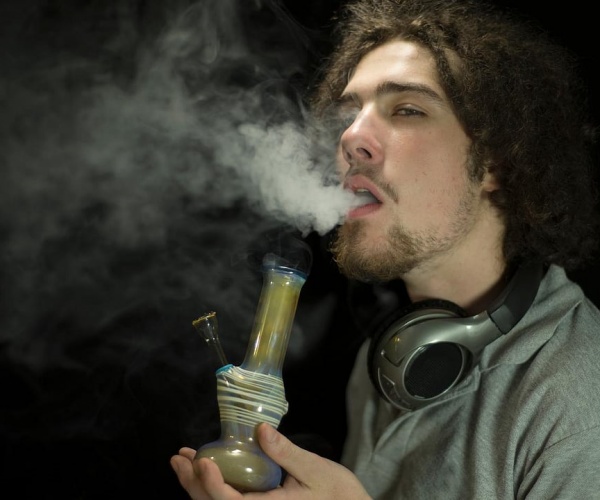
[338,80,446,107]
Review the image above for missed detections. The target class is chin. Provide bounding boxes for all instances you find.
[331,226,394,281]
[332,221,421,281]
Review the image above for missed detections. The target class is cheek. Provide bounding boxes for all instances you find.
[407,133,469,187]
[416,171,470,211]
[387,136,471,210]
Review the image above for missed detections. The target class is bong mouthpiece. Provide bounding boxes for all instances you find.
[192,311,229,367]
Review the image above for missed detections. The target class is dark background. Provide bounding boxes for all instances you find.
[0,1,598,498]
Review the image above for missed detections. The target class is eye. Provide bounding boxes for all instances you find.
[392,106,425,117]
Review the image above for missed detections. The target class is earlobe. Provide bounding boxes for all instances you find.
[481,171,500,192]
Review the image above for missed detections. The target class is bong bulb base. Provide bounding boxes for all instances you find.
[195,435,281,492]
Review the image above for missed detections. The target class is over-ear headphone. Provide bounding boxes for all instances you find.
[367,260,545,411]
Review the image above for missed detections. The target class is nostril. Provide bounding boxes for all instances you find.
[344,146,373,163]
[356,147,372,159]
[344,148,353,162]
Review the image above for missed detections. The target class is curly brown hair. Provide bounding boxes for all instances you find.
[310,0,599,270]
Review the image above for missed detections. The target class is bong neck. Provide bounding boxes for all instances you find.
[241,266,306,375]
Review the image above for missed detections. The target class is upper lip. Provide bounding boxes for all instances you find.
[343,174,384,203]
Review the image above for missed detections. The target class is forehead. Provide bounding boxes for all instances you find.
[343,39,446,98]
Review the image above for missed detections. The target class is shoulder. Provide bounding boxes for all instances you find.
[516,290,600,441]
[518,424,600,497]
[500,266,600,437]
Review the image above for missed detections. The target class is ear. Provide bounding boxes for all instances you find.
[481,170,500,192]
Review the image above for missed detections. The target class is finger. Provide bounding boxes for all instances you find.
[196,458,244,500]
[171,450,209,500]
[255,425,371,499]
[179,447,197,460]
[256,423,322,486]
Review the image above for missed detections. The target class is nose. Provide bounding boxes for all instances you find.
[339,110,383,167]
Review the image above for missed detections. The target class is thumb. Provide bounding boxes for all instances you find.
[256,423,372,499]
[256,423,319,482]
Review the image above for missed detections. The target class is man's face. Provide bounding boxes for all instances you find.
[332,39,496,282]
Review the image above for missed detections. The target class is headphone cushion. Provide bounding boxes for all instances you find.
[367,299,467,400]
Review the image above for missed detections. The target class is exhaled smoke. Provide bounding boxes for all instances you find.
[218,121,353,235]
[74,0,352,244]
[0,0,348,373]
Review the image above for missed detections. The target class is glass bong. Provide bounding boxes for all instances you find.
[192,249,310,492]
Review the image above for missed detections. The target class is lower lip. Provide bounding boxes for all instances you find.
[347,203,382,219]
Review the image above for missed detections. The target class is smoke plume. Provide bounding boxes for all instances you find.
[0,0,350,373]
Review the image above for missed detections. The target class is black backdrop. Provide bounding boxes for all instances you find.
[0,1,598,498]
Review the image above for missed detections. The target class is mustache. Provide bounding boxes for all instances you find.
[344,165,399,203]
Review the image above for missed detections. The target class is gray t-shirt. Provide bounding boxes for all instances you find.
[342,265,600,499]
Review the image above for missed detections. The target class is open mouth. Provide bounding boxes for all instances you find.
[353,187,381,207]
[344,177,384,219]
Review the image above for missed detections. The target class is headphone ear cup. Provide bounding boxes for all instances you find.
[367,299,468,410]
[366,261,544,411]
[367,299,467,369]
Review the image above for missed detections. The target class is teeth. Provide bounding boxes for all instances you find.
[353,188,379,205]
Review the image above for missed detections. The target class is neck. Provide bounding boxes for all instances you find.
[402,209,507,315]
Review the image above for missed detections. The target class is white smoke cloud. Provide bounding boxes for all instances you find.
[217,121,353,236]
[0,0,349,370]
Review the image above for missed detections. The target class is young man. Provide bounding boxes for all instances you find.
[171,0,600,497]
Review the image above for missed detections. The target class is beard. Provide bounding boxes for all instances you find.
[330,183,480,283]
[330,219,426,282]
